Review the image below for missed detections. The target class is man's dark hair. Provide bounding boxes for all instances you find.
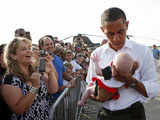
[38,35,55,50]
[45,35,55,46]
[153,44,156,47]
[101,7,126,25]
[45,35,54,41]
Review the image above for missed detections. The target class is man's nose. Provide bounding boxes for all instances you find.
[113,34,121,42]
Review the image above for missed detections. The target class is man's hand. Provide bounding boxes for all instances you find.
[30,72,41,88]
[130,61,139,75]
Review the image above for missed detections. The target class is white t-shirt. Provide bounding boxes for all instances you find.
[64,60,82,72]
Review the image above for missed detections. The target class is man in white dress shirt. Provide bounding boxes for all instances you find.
[86,7,159,120]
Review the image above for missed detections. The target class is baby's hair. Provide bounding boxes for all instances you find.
[114,52,134,73]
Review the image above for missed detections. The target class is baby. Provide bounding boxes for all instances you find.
[77,52,138,106]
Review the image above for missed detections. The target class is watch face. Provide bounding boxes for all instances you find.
[130,80,138,88]
[130,83,136,88]
[29,86,39,94]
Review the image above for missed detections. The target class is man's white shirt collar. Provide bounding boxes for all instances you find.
[103,38,133,52]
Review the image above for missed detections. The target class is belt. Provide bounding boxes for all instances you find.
[103,102,143,115]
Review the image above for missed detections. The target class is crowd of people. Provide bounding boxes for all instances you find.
[0,27,92,119]
[0,7,160,120]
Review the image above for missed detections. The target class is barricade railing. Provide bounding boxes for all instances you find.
[49,77,87,120]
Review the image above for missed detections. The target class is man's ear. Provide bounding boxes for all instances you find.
[100,26,104,33]
[131,61,139,75]
[125,21,129,30]
[133,61,139,70]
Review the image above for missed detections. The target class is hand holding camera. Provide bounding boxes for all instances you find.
[39,50,54,73]
[30,72,41,88]
[44,54,55,73]
[39,50,48,73]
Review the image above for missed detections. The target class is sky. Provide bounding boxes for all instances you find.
[0,0,160,46]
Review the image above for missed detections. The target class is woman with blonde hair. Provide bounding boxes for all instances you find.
[1,37,58,120]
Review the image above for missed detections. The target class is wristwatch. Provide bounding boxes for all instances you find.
[29,86,39,94]
[130,80,139,89]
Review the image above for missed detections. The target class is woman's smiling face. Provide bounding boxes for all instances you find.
[14,40,32,66]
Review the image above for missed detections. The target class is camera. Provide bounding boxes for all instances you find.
[39,50,47,73]
[39,50,47,57]
[39,58,45,73]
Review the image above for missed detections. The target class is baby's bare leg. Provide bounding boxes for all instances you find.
[98,87,113,100]
[77,86,95,106]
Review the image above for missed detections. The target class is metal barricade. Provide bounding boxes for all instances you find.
[49,78,87,120]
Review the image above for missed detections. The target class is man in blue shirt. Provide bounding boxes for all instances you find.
[152,44,160,71]
[39,35,74,105]
[152,44,160,60]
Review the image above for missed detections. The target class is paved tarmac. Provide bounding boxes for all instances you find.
[144,74,160,120]
[144,98,160,120]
